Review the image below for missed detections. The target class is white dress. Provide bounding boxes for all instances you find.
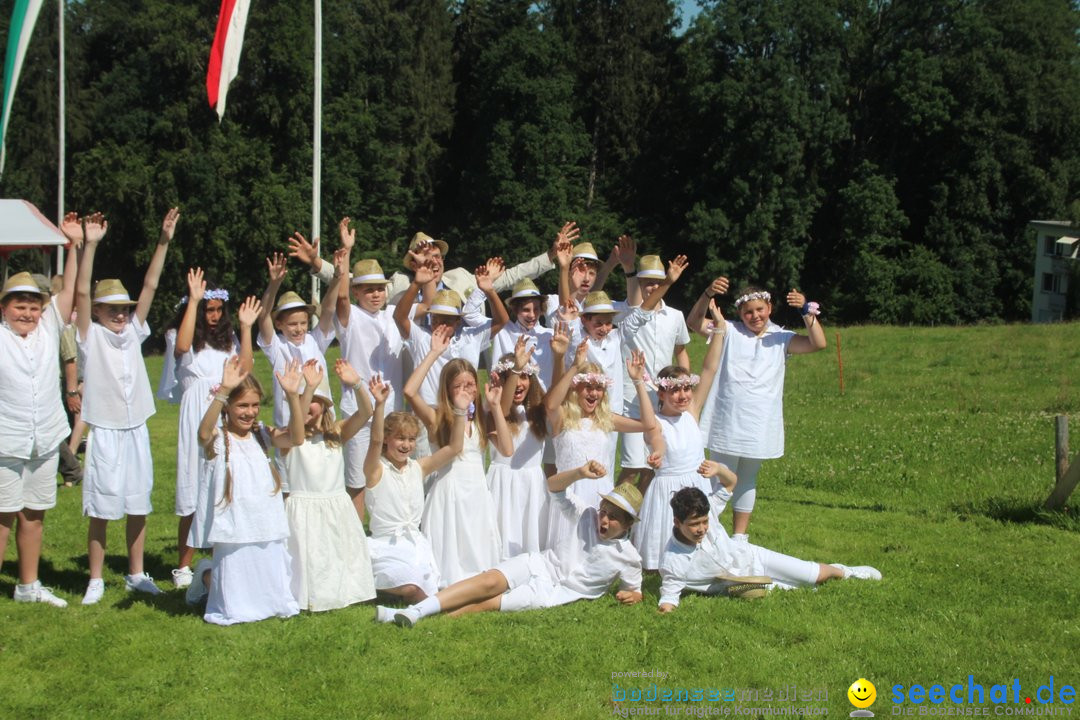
[487,408,548,559]
[367,457,440,596]
[174,342,235,527]
[545,419,612,551]
[421,426,501,587]
[284,435,376,611]
[632,411,712,570]
[202,427,299,625]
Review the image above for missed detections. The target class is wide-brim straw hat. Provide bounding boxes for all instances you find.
[92,279,135,306]
[636,254,666,280]
[601,483,643,520]
[571,242,599,264]
[402,231,449,269]
[0,271,49,302]
[510,278,542,301]
[582,290,617,315]
[351,258,390,286]
[428,288,463,317]
[274,291,316,317]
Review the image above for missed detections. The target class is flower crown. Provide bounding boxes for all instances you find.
[654,373,700,390]
[492,359,540,377]
[572,372,613,388]
[735,290,770,307]
[175,288,230,310]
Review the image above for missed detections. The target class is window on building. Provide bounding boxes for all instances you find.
[1044,272,1056,292]
[1046,236,1057,255]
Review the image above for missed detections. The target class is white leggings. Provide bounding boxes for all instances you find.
[753,545,819,589]
[712,453,764,514]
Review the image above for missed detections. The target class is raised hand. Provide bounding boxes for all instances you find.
[160,207,180,243]
[60,211,83,247]
[707,276,730,298]
[187,267,207,303]
[333,247,349,277]
[237,296,262,327]
[334,358,362,388]
[708,299,723,323]
[513,334,535,370]
[485,256,505,283]
[666,254,689,284]
[485,379,502,407]
[647,451,664,469]
[556,221,580,248]
[554,239,573,268]
[431,323,454,355]
[221,355,248,391]
[82,212,108,244]
[551,320,570,355]
[301,358,324,389]
[556,301,579,325]
[414,259,437,285]
[572,338,589,370]
[475,262,492,292]
[368,373,390,405]
[787,289,806,309]
[451,381,474,412]
[266,252,288,283]
[580,459,606,479]
[287,232,319,267]
[625,349,646,381]
[276,359,303,396]
[614,234,636,272]
[338,216,356,250]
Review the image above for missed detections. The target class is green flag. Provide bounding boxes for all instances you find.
[0,0,45,178]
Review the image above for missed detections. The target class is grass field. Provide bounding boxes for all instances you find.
[2,323,1079,719]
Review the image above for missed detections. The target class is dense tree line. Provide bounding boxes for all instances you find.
[2,0,1079,330]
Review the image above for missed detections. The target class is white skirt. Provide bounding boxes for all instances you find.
[632,471,712,570]
[369,532,440,597]
[488,464,549,560]
[204,540,300,625]
[83,425,153,520]
[286,493,376,612]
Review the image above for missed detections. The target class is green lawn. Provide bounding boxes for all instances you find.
[2,323,1079,719]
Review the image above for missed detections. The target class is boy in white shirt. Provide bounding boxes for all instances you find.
[491,278,554,390]
[378,475,643,626]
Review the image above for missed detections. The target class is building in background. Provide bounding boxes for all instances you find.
[1030,220,1079,322]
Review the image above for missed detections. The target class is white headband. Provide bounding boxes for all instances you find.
[735,291,771,306]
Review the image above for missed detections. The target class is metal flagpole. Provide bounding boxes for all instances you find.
[56,0,64,274]
[310,0,322,304]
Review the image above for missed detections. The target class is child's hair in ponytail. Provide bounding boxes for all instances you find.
[218,374,281,506]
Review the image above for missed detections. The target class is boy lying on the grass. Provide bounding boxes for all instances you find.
[658,485,881,613]
[377,464,643,627]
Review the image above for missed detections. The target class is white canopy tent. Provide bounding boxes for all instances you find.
[0,199,65,279]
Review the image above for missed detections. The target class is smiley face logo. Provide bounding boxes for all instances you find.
[848,678,877,709]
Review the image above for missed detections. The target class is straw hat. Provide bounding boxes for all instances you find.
[92,279,135,306]
[636,255,666,280]
[402,231,449,269]
[571,242,599,264]
[273,291,316,318]
[0,272,48,302]
[600,483,643,520]
[582,290,616,315]
[30,273,52,296]
[351,258,390,286]
[427,289,463,317]
[509,278,542,301]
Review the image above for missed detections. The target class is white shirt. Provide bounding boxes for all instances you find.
[567,323,626,413]
[491,321,555,391]
[405,291,491,407]
[0,299,70,458]
[367,458,425,538]
[257,330,334,426]
[657,534,733,607]
[619,302,690,407]
[78,316,155,430]
[700,320,796,458]
[335,304,404,415]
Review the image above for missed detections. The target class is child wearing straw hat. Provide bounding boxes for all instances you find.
[0,216,80,606]
[491,278,555,390]
[75,209,183,604]
[377,480,644,626]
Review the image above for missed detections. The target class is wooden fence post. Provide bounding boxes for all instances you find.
[1045,415,1080,511]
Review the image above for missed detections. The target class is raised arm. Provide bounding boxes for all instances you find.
[500,335,534,419]
[687,276,730,337]
[543,337,588,434]
[392,256,436,339]
[335,358,374,443]
[546,320,571,406]
[135,207,177,324]
[362,375,391,488]
[200,355,245,449]
[236,296,261,373]
[475,257,509,336]
[287,231,330,282]
[319,247,347,333]
[297,360,320,413]
[485,379,514,457]
[641,255,687,312]
[258,252,288,346]
[614,236,638,305]
[75,213,107,339]
[547,460,605,494]
[402,323,452,432]
[418,379,470,476]
[174,267,206,356]
[690,299,726,419]
[785,289,826,354]
[271,360,307,448]
[56,211,83,321]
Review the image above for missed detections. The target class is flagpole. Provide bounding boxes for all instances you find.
[310,0,322,304]
[56,0,64,275]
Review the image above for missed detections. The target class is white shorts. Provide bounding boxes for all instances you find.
[343,421,371,489]
[618,393,657,469]
[496,552,559,612]
[369,532,440,597]
[83,425,154,520]
[0,451,59,513]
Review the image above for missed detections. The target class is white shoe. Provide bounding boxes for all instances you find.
[732,533,750,543]
[125,572,163,595]
[82,579,105,605]
[830,563,882,581]
[186,558,212,606]
[374,605,397,624]
[13,580,68,608]
[393,608,420,628]
[171,566,193,589]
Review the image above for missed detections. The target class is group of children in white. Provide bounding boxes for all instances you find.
[0,209,881,623]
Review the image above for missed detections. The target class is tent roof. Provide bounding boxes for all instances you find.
[0,200,64,251]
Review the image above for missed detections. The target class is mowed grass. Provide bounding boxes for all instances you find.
[2,323,1079,719]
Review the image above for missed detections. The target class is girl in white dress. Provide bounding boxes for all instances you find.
[543,324,663,550]
[282,359,376,612]
[363,375,469,604]
[630,257,731,569]
[403,324,501,587]
[486,336,549,558]
[187,356,304,625]
[167,268,250,588]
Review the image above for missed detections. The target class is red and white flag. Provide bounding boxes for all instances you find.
[206,0,251,120]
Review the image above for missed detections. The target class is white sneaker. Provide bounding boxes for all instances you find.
[393,607,420,628]
[82,578,105,605]
[125,572,163,595]
[171,566,193,589]
[374,605,397,624]
[186,558,212,606]
[830,563,882,581]
[13,580,68,608]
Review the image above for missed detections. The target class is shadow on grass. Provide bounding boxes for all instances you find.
[955,498,1080,532]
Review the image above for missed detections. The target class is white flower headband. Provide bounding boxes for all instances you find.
[175,288,230,310]
[572,372,613,388]
[492,359,540,377]
[654,373,700,390]
[735,291,770,307]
